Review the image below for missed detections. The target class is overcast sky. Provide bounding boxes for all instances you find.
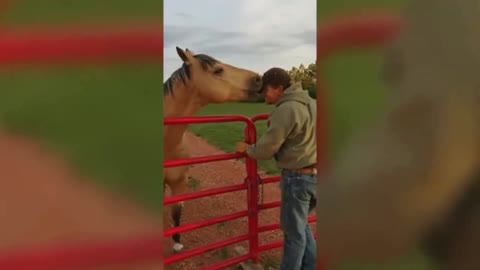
[164,0,316,79]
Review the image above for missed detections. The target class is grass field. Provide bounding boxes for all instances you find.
[189,103,278,173]
[0,1,163,211]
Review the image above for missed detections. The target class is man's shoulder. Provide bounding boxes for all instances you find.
[272,101,296,116]
[270,101,308,124]
[276,98,307,109]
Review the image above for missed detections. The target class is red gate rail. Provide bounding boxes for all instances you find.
[163,115,254,169]
[0,233,163,270]
[163,153,244,169]
[164,182,247,206]
[0,23,162,67]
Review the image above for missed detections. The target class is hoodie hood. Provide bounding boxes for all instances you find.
[275,82,311,107]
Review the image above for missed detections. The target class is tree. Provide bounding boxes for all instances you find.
[288,62,316,99]
[288,62,316,89]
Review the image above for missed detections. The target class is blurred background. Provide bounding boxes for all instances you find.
[318,0,434,269]
[0,0,163,209]
[0,1,163,269]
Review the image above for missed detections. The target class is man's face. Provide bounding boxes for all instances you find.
[263,85,283,104]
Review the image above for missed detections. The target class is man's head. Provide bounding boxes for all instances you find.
[261,67,291,104]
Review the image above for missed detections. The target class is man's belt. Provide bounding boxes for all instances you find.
[290,164,317,174]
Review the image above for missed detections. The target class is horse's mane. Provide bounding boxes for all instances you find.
[163,54,219,96]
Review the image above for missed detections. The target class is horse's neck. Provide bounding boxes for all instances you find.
[163,82,206,154]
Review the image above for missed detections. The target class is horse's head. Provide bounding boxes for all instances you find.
[173,46,262,103]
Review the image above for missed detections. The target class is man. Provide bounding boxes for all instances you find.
[235,67,317,270]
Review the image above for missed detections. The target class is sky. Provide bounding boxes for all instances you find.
[163,0,316,79]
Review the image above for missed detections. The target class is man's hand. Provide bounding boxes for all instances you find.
[235,141,249,153]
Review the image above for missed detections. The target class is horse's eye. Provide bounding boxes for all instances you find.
[213,67,224,75]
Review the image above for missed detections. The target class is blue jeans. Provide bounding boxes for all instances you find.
[279,169,317,270]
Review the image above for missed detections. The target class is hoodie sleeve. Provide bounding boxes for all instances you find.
[245,103,299,160]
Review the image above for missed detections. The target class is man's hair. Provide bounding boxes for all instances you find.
[261,67,291,92]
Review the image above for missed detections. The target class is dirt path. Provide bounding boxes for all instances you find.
[163,132,316,270]
[0,129,163,270]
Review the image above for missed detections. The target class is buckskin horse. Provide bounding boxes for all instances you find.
[315,0,480,269]
[163,47,262,252]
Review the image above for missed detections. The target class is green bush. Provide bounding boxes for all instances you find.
[255,95,266,103]
[306,84,316,99]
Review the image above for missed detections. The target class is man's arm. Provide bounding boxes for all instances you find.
[245,104,299,160]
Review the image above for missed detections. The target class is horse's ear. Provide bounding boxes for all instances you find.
[176,46,190,63]
[185,48,195,56]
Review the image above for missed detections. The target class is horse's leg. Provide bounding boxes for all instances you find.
[169,174,188,252]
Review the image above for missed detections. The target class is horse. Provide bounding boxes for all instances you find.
[163,47,262,252]
[315,0,480,269]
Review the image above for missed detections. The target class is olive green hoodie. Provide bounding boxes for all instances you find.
[246,82,317,169]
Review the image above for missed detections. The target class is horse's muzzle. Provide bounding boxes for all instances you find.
[250,74,263,92]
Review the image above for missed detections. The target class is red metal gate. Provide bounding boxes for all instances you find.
[163,114,317,270]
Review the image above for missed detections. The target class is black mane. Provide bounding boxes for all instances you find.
[163,54,219,96]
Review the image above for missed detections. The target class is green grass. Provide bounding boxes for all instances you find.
[187,176,201,191]
[188,102,279,174]
[261,254,280,269]
[1,0,162,25]
[323,51,389,160]
[0,1,163,211]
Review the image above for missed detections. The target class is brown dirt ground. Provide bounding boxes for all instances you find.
[163,132,316,270]
[0,129,163,270]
